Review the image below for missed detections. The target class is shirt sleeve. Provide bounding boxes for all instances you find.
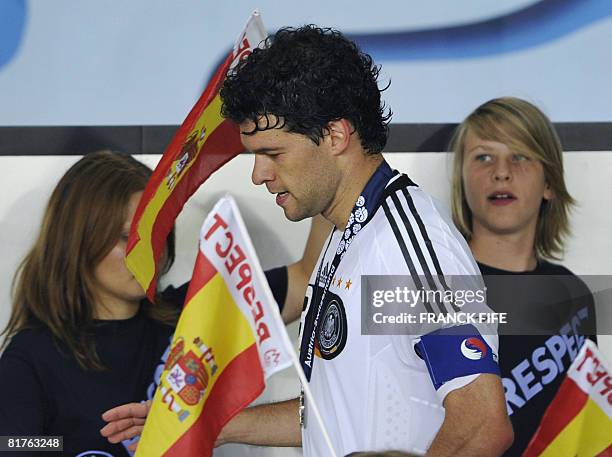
[572,275,597,343]
[417,205,500,400]
[382,189,500,401]
[162,265,289,313]
[0,339,46,438]
[160,282,190,308]
[263,266,288,313]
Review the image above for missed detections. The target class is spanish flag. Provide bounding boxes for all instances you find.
[135,195,293,456]
[523,339,612,457]
[126,11,267,301]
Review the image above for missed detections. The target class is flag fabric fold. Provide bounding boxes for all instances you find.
[135,195,292,456]
[523,339,612,457]
[126,11,267,300]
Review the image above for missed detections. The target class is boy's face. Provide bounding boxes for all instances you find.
[462,129,553,239]
[240,117,338,222]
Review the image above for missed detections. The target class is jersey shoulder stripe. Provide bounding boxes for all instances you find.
[388,190,449,314]
[399,187,459,312]
[381,173,417,200]
[381,199,436,314]
[400,187,451,290]
[379,174,460,314]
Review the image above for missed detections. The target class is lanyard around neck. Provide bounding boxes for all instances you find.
[298,161,396,381]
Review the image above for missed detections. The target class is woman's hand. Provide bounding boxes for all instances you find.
[100,400,151,451]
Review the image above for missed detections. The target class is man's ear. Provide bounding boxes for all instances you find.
[324,119,353,156]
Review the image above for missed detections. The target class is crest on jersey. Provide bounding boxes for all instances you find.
[317,292,347,360]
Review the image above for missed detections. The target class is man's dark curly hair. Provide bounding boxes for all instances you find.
[220,25,392,154]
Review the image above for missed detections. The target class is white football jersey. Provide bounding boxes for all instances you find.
[299,173,499,456]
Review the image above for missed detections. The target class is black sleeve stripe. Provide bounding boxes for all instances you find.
[382,200,435,314]
[400,187,461,313]
[389,192,448,315]
[400,187,447,278]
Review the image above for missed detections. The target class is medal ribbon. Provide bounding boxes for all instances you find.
[298,161,396,381]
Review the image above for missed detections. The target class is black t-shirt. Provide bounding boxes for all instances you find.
[0,308,174,457]
[478,260,597,457]
[0,267,289,457]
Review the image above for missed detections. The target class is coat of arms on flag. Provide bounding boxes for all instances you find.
[160,335,218,421]
[126,10,268,301]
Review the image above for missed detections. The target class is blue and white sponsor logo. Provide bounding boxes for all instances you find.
[460,337,488,361]
[416,324,500,390]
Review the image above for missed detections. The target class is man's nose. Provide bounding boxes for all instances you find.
[251,154,273,186]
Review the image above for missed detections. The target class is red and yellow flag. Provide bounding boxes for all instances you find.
[135,196,293,457]
[126,11,267,300]
[523,339,612,457]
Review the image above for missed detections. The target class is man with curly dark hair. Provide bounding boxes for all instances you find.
[221,26,390,156]
[220,26,512,456]
[218,25,512,456]
[221,25,392,224]
[100,25,513,457]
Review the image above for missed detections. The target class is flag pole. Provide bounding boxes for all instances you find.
[228,196,339,457]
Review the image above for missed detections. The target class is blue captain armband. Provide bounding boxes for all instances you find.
[414,324,500,390]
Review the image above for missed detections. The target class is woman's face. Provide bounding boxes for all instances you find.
[462,129,553,239]
[93,192,145,315]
